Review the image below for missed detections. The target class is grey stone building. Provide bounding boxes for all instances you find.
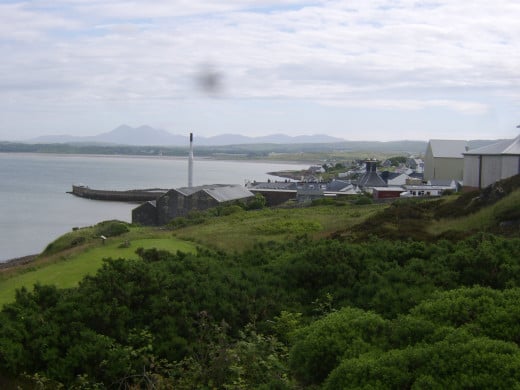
[132,184,254,226]
[132,201,158,226]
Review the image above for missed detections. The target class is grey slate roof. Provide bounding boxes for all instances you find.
[176,184,254,202]
[249,182,297,190]
[428,179,455,187]
[357,172,387,188]
[381,171,405,182]
[464,134,520,156]
[408,172,424,179]
[176,185,208,196]
[325,180,352,192]
[203,185,254,203]
[428,140,468,158]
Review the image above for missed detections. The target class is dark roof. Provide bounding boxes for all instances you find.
[249,182,297,190]
[357,172,387,188]
[381,171,406,182]
[408,172,424,179]
[174,184,254,202]
[325,180,352,191]
[135,200,156,209]
[203,185,254,202]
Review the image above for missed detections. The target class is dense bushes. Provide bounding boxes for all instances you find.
[289,308,388,385]
[2,234,520,387]
[324,331,520,390]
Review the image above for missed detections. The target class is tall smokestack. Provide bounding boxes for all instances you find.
[188,132,194,188]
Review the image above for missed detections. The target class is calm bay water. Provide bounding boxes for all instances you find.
[0,153,307,262]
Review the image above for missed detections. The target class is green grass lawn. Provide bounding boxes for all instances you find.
[0,237,197,307]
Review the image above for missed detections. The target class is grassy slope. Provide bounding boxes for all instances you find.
[0,202,382,307]
[428,189,520,235]
[0,236,198,307]
[172,203,383,252]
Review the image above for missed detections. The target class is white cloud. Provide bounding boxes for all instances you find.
[320,98,490,115]
[0,0,519,140]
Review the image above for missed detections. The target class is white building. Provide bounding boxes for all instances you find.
[463,135,520,189]
[424,140,468,181]
[401,185,452,197]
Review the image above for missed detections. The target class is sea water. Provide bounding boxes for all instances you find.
[0,153,307,261]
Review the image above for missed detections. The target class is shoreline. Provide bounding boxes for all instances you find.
[0,254,38,270]
[0,151,317,165]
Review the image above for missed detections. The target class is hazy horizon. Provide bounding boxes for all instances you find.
[1,1,519,141]
[3,124,514,145]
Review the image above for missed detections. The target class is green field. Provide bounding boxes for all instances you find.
[0,237,197,307]
[173,202,383,251]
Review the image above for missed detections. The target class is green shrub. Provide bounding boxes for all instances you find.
[324,331,520,390]
[213,204,245,216]
[95,220,130,237]
[311,197,345,206]
[245,193,267,210]
[353,195,373,205]
[43,229,91,255]
[289,307,388,385]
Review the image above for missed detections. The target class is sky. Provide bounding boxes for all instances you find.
[1,0,519,142]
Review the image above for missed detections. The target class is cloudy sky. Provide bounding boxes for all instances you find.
[1,0,519,141]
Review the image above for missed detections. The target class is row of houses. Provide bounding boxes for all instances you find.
[133,134,519,226]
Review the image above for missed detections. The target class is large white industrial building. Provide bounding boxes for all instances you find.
[463,135,520,189]
[424,140,468,181]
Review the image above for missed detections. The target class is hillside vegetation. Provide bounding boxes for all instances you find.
[0,175,519,389]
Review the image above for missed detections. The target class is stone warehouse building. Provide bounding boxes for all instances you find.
[132,184,254,226]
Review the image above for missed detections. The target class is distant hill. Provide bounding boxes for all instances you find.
[19,125,505,156]
[27,125,346,146]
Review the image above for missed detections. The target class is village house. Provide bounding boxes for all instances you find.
[407,157,424,173]
[248,181,297,206]
[400,185,452,198]
[356,159,387,192]
[372,187,406,200]
[381,171,409,186]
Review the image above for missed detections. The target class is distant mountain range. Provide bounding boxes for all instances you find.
[19,125,503,156]
[27,125,347,146]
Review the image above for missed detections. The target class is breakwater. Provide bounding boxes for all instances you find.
[69,185,167,202]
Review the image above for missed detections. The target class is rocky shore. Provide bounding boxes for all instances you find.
[0,254,38,270]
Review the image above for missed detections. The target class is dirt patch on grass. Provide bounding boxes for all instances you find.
[0,255,38,270]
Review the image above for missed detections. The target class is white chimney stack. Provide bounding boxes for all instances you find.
[188,132,194,188]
